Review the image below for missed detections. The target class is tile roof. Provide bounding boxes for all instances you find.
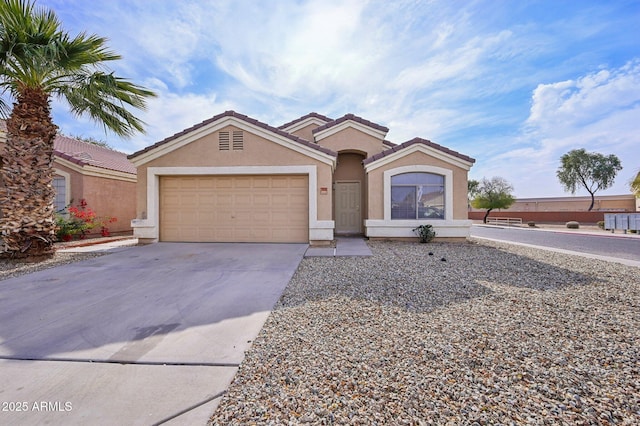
[277,112,333,130]
[312,113,389,135]
[0,120,135,174]
[128,110,337,159]
[53,135,136,174]
[363,137,475,165]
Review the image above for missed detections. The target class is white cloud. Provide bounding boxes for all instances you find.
[35,0,640,199]
[485,60,640,197]
[528,60,640,132]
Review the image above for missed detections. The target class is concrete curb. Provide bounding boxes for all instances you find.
[473,224,639,239]
[472,235,640,268]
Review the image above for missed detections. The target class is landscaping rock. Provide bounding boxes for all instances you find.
[210,239,640,425]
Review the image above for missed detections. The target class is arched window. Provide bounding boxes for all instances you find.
[391,172,444,219]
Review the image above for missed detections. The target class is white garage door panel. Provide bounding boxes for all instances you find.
[160,175,308,243]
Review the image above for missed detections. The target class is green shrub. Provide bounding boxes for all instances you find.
[527,221,536,227]
[597,221,605,229]
[412,224,436,243]
[55,199,117,241]
[55,214,91,241]
[566,221,580,229]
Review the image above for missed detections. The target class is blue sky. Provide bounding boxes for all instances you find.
[37,0,640,197]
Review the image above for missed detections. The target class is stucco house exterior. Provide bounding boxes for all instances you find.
[128,111,475,245]
[0,123,136,235]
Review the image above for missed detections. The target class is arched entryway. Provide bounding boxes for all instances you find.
[333,151,366,234]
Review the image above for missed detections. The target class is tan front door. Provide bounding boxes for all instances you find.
[335,181,361,234]
[160,175,308,243]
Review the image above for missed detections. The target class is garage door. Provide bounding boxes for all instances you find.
[159,175,308,243]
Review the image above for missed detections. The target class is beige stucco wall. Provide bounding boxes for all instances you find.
[317,127,386,157]
[80,175,136,234]
[53,163,84,207]
[289,124,319,141]
[134,125,334,222]
[366,151,469,220]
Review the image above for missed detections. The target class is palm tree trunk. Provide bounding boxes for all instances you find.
[0,88,58,260]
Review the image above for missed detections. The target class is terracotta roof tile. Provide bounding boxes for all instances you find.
[363,137,475,165]
[312,113,389,135]
[53,135,136,174]
[277,112,333,129]
[129,110,337,159]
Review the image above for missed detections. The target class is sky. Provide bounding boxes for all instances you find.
[32,0,640,198]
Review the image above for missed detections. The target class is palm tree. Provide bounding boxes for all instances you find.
[0,0,155,260]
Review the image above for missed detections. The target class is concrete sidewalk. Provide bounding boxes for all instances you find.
[475,223,640,239]
[305,237,372,257]
[56,237,139,253]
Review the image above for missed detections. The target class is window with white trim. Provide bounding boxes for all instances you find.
[53,175,67,212]
[391,172,444,219]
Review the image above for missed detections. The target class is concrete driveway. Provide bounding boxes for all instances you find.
[0,242,307,425]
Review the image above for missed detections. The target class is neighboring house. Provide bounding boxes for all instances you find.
[128,111,475,244]
[0,122,136,235]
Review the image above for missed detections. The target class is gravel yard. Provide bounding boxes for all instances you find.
[0,251,104,281]
[210,239,640,425]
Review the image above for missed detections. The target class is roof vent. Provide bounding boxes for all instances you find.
[232,131,243,150]
[74,152,93,160]
[219,131,230,150]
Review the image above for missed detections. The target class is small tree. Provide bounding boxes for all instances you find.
[556,149,622,211]
[471,177,516,223]
[630,169,640,197]
[467,179,480,210]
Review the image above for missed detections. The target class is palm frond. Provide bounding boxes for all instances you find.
[62,71,156,138]
[0,0,155,138]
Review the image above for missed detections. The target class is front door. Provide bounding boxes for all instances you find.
[335,182,361,234]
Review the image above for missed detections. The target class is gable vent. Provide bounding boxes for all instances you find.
[219,131,230,150]
[232,131,243,150]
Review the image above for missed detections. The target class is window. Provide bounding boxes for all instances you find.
[391,172,444,219]
[53,175,67,212]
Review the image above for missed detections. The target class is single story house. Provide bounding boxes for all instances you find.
[0,122,136,235]
[128,111,475,244]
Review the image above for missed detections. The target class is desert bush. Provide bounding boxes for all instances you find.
[55,199,117,241]
[566,221,580,229]
[412,224,436,243]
